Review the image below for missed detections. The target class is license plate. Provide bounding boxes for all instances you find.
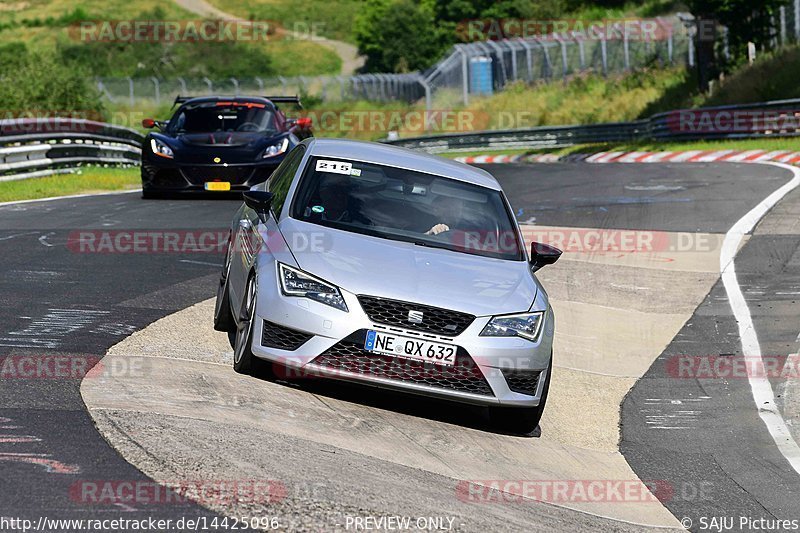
[205,181,231,191]
[364,330,456,366]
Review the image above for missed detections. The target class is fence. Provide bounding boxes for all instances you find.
[383,98,800,152]
[96,16,692,109]
[0,119,143,182]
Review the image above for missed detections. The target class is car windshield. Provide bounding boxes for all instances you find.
[169,102,278,134]
[290,156,523,261]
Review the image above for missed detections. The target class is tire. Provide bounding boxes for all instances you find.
[232,274,258,374]
[213,239,234,333]
[489,361,552,436]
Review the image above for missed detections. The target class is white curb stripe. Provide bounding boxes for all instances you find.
[720,161,800,475]
[663,150,703,162]
[640,152,674,163]
[696,150,735,162]
[594,151,625,163]
[722,150,763,162]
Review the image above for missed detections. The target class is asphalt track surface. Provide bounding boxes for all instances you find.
[0,162,798,531]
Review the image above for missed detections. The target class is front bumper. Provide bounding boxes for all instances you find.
[250,266,554,407]
[141,158,282,193]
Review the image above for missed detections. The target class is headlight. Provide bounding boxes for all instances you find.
[263,138,289,158]
[278,263,348,312]
[150,138,174,159]
[480,312,544,341]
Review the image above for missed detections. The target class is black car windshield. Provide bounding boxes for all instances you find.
[169,102,277,134]
[290,157,523,261]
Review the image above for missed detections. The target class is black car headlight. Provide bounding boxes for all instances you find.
[480,312,544,341]
[150,138,174,159]
[278,263,348,312]
[262,138,289,158]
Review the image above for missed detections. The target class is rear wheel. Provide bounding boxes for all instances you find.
[489,361,551,436]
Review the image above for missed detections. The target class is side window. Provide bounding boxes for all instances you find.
[268,146,306,219]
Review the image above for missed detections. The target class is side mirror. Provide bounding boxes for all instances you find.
[142,118,156,128]
[529,242,562,272]
[243,191,274,223]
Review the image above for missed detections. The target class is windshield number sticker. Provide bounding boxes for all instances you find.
[316,160,352,175]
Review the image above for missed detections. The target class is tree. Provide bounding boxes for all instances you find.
[355,0,450,72]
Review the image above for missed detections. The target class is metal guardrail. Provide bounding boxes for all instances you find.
[384,98,800,152]
[0,119,143,182]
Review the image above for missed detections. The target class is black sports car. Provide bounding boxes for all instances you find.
[140,95,311,198]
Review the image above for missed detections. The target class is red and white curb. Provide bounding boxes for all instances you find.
[455,150,800,165]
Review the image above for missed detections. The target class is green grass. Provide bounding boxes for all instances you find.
[206,0,363,43]
[0,166,140,203]
[0,2,342,78]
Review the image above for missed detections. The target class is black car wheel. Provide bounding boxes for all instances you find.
[213,238,235,333]
[231,274,258,374]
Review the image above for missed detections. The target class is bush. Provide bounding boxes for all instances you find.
[0,43,104,116]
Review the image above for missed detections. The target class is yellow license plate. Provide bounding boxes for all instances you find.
[205,182,231,191]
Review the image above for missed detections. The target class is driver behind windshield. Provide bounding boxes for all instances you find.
[424,195,470,236]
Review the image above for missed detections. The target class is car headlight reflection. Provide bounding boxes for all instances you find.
[263,138,289,158]
[480,312,544,341]
[150,138,174,159]
[278,263,348,312]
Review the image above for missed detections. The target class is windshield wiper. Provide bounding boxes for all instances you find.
[413,240,451,252]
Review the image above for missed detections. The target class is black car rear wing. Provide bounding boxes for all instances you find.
[172,95,303,108]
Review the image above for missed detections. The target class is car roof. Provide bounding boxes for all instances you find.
[304,138,501,191]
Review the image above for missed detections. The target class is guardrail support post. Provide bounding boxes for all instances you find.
[600,39,608,76]
[255,77,264,93]
[780,6,787,45]
[417,75,432,129]
[150,77,160,105]
[202,77,213,94]
[795,0,800,40]
[458,47,469,105]
[126,77,134,107]
[177,77,187,96]
[230,77,240,96]
[576,35,585,70]
[623,32,631,70]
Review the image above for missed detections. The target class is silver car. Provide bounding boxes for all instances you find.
[214,138,561,434]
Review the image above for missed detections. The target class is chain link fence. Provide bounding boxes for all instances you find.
[96,16,693,110]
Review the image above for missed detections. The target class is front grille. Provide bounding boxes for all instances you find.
[261,320,313,351]
[180,166,255,185]
[502,369,542,396]
[311,331,493,396]
[357,296,475,337]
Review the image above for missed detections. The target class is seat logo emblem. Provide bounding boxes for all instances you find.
[213,157,221,163]
[408,310,424,324]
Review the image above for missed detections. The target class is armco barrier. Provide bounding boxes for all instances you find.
[0,118,143,182]
[384,98,800,152]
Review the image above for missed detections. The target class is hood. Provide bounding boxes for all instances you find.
[279,219,538,317]
[178,131,266,147]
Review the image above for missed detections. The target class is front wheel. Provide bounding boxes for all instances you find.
[232,275,258,374]
[213,239,234,333]
[489,362,551,436]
